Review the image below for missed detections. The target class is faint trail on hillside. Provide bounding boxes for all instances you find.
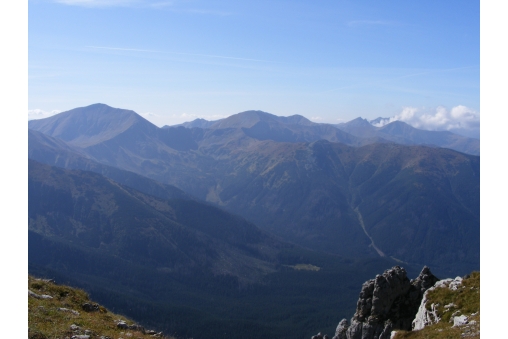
[354,207,386,257]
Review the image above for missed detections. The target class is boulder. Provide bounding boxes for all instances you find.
[82,303,100,312]
[452,315,468,327]
[117,321,128,329]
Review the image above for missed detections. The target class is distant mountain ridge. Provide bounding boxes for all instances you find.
[164,110,479,155]
[334,118,479,155]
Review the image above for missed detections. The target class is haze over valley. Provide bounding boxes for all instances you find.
[28,103,479,338]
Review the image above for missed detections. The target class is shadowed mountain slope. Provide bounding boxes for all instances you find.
[28,159,404,339]
[28,159,285,281]
[190,139,479,273]
[28,129,190,201]
[29,104,480,274]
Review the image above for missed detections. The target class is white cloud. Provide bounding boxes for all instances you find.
[28,109,61,120]
[140,112,160,118]
[372,105,480,133]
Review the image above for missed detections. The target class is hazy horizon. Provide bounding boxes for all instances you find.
[29,1,479,135]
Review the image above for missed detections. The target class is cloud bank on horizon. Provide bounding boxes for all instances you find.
[372,105,480,138]
[28,109,61,120]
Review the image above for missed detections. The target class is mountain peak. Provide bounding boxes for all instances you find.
[346,117,372,126]
[210,110,314,129]
[28,103,156,147]
[378,120,416,135]
[334,117,376,137]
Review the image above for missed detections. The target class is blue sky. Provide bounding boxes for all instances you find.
[28,0,480,135]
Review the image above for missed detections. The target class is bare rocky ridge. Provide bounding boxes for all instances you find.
[312,266,439,339]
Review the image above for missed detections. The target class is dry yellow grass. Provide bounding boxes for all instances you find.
[28,275,175,339]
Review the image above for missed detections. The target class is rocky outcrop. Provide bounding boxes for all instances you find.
[410,274,480,338]
[412,276,463,330]
[330,266,438,339]
[332,319,349,339]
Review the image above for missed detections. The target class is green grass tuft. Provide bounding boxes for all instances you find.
[28,275,174,339]
[393,272,479,339]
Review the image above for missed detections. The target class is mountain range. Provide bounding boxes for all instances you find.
[28,103,480,338]
[166,110,479,155]
[335,117,479,155]
[29,104,479,274]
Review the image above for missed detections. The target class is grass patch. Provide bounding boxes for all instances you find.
[284,264,321,271]
[393,272,479,339]
[28,275,174,339]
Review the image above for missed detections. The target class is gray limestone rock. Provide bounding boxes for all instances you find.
[449,277,463,291]
[452,315,468,327]
[332,319,349,339]
[344,266,438,339]
[412,276,464,331]
[28,289,53,299]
